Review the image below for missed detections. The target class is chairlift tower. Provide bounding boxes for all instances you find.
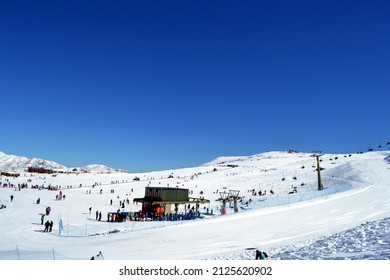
[311,152,324,191]
[218,191,230,215]
[216,190,243,215]
[229,190,242,213]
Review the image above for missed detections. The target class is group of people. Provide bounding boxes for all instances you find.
[55,191,65,200]
[107,210,128,223]
[44,220,54,232]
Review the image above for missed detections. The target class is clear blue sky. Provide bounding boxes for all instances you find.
[1,0,389,171]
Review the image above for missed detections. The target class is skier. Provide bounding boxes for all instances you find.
[98,212,102,221]
[44,220,50,232]
[49,221,53,232]
[96,210,99,220]
[41,214,45,225]
[10,195,14,202]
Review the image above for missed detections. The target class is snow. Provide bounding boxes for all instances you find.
[0,153,66,172]
[0,152,120,173]
[1,150,390,260]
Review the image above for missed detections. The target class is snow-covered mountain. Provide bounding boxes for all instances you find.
[0,151,127,173]
[0,151,66,172]
[73,164,130,174]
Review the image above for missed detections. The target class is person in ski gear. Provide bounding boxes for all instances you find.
[44,220,50,232]
[255,250,268,260]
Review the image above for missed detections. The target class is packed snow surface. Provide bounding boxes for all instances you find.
[1,150,390,260]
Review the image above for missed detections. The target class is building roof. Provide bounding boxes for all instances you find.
[145,186,189,191]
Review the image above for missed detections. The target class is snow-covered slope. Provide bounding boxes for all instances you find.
[73,164,130,174]
[0,150,389,260]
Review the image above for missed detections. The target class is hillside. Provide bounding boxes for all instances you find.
[0,150,389,260]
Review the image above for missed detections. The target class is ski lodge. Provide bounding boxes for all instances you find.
[0,171,20,177]
[133,186,210,217]
[27,166,55,174]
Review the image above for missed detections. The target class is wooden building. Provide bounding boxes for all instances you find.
[134,186,209,217]
[27,166,54,174]
[1,171,20,177]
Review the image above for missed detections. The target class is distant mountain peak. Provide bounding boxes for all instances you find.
[0,151,128,173]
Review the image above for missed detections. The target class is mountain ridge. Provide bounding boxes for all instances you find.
[0,151,129,173]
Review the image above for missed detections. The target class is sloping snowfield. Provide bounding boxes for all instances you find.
[0,151,389,260]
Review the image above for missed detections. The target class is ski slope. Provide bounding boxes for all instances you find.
[0,151,389,260]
